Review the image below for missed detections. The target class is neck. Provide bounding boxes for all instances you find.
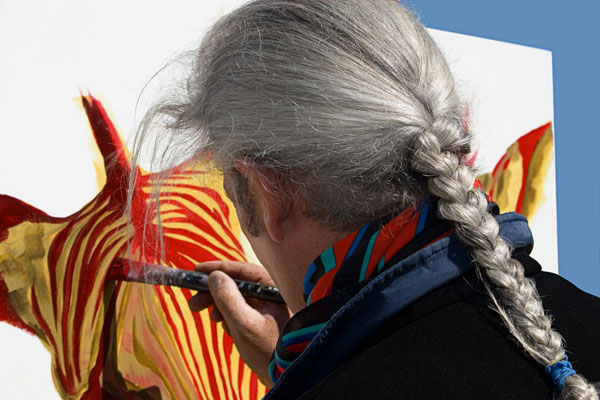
[260,219,350,313]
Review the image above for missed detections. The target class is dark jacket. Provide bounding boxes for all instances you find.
[265,214,600,399]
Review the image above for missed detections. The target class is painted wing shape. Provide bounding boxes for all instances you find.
[478,122,554,219]
[0,95,267,399]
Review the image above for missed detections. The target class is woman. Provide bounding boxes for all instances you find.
[137,0,600,398]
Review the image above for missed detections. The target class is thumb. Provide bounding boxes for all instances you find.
[208,270,257,326]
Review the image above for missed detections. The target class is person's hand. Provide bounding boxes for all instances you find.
[188,261,291,387]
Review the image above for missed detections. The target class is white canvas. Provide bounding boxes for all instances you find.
[0,1,557,397]
[429,29,557,275]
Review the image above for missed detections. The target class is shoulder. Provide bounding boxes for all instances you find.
[298,269,600,400]
[533,270,600,310]
[530,271,600,378]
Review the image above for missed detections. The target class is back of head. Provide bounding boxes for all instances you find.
[140,1,599,398]
[167,0,468,230]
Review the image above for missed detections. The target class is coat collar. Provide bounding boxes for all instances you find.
[264,212,534,399]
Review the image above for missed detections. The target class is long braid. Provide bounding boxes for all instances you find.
[411,122,599,400]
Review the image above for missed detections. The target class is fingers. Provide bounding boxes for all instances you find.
[221,321,231,336]
[210,306,223,323]
[188,295,227,335]
[190,269,289,387]
[188,292,213,311]
[207,271,262,328]
[189,260,274,312]
[195,260,274,285]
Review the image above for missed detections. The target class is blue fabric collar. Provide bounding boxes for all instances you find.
[263,212,533,399]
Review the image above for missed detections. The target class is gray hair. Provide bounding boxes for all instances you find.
[137,0,598,397]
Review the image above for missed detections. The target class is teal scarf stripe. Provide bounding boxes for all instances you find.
[282,322,327,345]
[274,351,292,368]
[377,255,386,272]
[321,247,337,273]
[359,231,379,282]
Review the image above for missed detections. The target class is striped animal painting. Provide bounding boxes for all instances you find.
[0,95,267,399]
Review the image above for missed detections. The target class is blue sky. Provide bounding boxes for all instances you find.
[409,0,600,296]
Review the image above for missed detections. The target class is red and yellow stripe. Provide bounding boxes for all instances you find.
[0,95,267,399]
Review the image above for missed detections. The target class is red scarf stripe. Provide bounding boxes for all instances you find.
[310,231,359,303]
[286,341,312,353]
[382,214,422,264]
[364,207,420,279]
[309,207,425,302]
[333,231,359,266]
[310,268,339,302]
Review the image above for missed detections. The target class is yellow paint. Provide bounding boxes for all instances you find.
[230,339,242,399]
[217,325,235,400]
[477,172,493,194]
[521,126,553,219]
[170,288,209,398]
[491,143,523,213]
[77,232,127,378]
[200,308,228,399]
[146,284,197,399]
[66,210,111,375]
[1,150,264,398]
[240,357,253,400]
[91,155,107,191]
[132,316,178,400]
[186,309,215,398]
[0,221,64,344]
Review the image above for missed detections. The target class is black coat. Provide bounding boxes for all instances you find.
[298,252,600,399]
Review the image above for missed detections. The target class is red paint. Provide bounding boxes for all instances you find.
[0,94,261,398]
[221,333,239,400]
[80,95,131,196]
[191,307,221,397]
[210,313,230,397]
[249,373,258,400]
[238,357,246,400]
[161,286,203,397]
[463,150,478,169]
[84,280,120,399]
[158,193,244,255]
[180,289,212,398]
[514,122,551,213]
[0,194,57,241]
[72,219,126,380]
[488,122,552,212]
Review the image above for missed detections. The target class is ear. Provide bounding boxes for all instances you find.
[234,159,290,243]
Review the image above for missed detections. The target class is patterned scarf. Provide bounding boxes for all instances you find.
[268,198,453,383]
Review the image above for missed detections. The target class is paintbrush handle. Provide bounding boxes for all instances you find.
[232,278,284,303]
[111,259,286,303]
[148,268,284,303]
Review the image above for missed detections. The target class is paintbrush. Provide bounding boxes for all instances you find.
[107,258,285,303]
